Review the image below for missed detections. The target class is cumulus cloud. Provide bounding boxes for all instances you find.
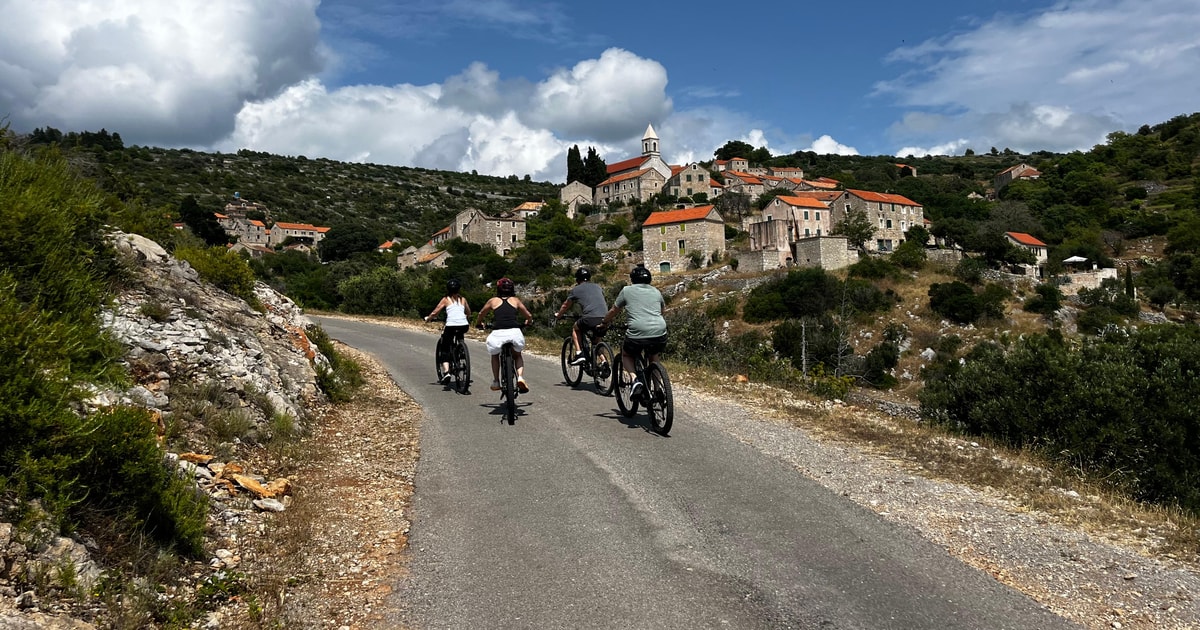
[0,0,328,146]
[807,135,859,156]
[876,0,1200,153]
[525,48,673,142]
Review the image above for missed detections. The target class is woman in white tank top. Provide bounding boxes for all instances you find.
[424,278,472,381]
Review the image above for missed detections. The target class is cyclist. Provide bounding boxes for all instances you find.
[474,277,533,392]
[553,267,609,366]
[601,264,667,396]
[423,278,471,383]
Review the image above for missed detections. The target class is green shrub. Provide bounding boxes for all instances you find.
[175,246,260,307]
[848,256,901,280]
[307,325,364,403]
[928,281,983,324]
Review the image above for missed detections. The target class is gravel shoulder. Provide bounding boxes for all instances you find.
[247,317,1199,630]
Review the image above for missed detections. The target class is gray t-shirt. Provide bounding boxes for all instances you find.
[568,282,608,319]
[614,284,667,339]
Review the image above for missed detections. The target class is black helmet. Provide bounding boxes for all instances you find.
[446,278,461,294]
[630,265,652,284]
[496,277,515,296]
[575,267,591,282]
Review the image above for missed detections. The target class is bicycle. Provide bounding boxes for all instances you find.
[433,325,471,394]
[557,316,615,396]
[482,323,523,424]
[613,337,674,436]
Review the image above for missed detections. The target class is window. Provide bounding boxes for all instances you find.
[661,242,666,252]
[803,210,809,220]
[511,234,517,242]
[815,211,821,221]
[817,228,822,236]
[886,219,893,229]
[680,223,686,232]
[660,226,666,234]
[879,218,885,228]
[845,203,851,213]
[804,228,810,236]
[686,174,692,182]
[678,239,686,252]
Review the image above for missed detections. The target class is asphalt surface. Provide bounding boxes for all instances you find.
[315,316,1078,630]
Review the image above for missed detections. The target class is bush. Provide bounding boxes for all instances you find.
[929,281,983,324]
[175,246,260,307]
[1023,283,1063,315]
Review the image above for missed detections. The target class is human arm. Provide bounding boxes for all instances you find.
[424,296,449,322]
[553,295,575,319]
[474,298,495,328]
[516,299,534,326]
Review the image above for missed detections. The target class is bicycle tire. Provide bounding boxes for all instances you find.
[615,352,638,418]
[434,336,447,383]
[454,339,471,394]
[502,346,517,424]
[645,362,673,435]
[560,337,582,386]
[592,342,615,396]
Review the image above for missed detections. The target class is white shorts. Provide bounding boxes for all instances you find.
[486,328,526,355]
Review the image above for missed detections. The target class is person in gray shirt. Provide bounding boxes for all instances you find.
[554,267,609,365]
[601,264,667,394]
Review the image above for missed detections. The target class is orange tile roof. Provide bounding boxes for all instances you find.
[788,191,842,201]
[846,189,921,206]
[670,165,686,177]
[378,240,395,249]
[775,196,829,209]
[598,169,651,187]
[274,221,328,231]
[642,205,717,228]
[1006,231,1047,247]
[433,226,451,236]
[214,212,228,219]
[606,156,645,174]
[249,220,266,227]
[417,250,447,264]
[514,201,544,211]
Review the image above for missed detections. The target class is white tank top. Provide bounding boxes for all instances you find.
[445,299,468,326]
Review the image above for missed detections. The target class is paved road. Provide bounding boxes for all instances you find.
[315,317,1077,630]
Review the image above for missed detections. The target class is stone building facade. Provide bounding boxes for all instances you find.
[831,189,924,253]
[641,205,725,273]
[452,209,525,256]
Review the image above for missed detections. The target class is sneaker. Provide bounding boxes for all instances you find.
[440,373,452,384]
[490,380,501,391]
[630,380,644,397]
[570,353,587,366]
[517,378,529,393]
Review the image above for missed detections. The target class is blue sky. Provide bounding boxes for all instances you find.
[1,0,1197,183]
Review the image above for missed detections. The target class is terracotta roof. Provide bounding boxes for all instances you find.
[788,191,842,201]
[249,220,266,227]
[417,250,447,264]
[846,189,921,206]
[433,226,451,236]
[774,196,829,209]
[274,221,328,231]
[1006,231,1047,247]
[606,156,646,174]
[801,178,840,190]
[514,201,544,211]
[214,212,228,219]
[642,205,717,228]
[670,165,686,177]
[378,240,395,250]
[598,169,651,187]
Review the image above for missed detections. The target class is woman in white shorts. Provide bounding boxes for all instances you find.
[474,277,533,391]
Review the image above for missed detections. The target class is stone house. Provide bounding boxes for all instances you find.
[831,189,924,253]
[268,222,331,248]
[641,205,725,273]
[722,171,765,198]
[1005,231,1049,266]
[667,163,720,200]
[452,209,525,256]
[513,201,545,219]
[994,163,1042,192]
[595,168,666,206]
[713,157,749,173]
[768,166,805,179]
[559,181,593,218]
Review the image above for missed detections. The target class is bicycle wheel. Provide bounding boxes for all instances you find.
[592,342,615,396]
[645,362,674,436]
[560,337,582,386]
[502,347,517,423]
[614,353,638,418]
[434,336,447,383]
[454,340,471,394]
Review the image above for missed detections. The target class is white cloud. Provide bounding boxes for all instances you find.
[0,0,328,146]
[895,138,971,158]
[807,135,859,156]
[525,48,673,142]
[876,0,1200,153]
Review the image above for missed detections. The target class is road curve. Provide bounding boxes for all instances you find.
[314,316,1077,630]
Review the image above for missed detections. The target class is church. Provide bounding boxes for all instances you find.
[560,124,673,215]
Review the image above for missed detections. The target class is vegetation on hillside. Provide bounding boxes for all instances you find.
[8,111,1200,519]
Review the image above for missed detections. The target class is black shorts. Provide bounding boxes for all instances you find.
[577,317,606,337]
[441,324,469,343]
[622,334,667,359]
